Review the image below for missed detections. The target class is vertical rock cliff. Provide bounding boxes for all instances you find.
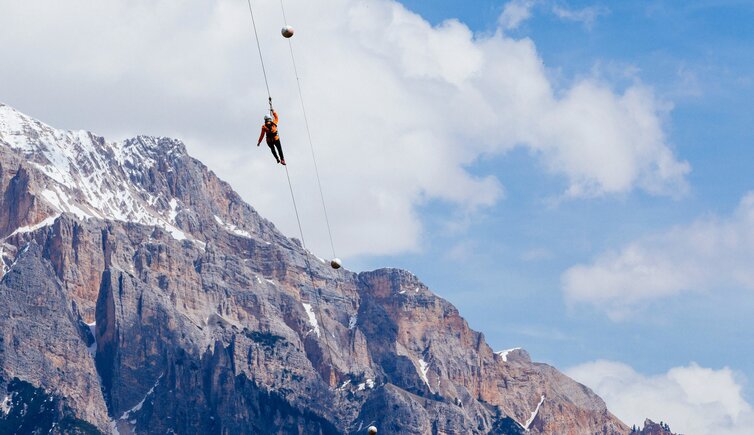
[0,103,634,434]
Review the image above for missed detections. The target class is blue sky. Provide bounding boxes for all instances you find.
[358,0,754,429]
[1,0,753,431]
[386,0,754,329]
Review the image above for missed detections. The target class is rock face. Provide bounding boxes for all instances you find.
[0,103,631,434]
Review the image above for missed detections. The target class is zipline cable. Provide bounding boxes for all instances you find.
[284,165,337,383]
[245,0,336,381]
[283,166,307,257]
[278,0,338,261]
[246,0,273,112]
[278,0,289,25]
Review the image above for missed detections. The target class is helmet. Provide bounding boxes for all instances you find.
[264,114,272,122]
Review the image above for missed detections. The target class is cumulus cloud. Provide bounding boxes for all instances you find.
[567,360,754,435]
[499,0,537,30]
[0,0,688,258]
[562,192,754,319]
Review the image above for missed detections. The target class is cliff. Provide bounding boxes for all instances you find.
[0,103,631,434]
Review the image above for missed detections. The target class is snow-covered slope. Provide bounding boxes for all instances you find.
[0,103,194,241]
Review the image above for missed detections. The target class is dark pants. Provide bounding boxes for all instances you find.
[267,139,284,162]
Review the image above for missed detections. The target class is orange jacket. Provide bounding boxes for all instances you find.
[258,111,280,144]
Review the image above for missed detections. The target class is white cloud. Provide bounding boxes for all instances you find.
[566,360,754,435]
[562,192,754,319]
[499,0,537,30]
[0,0,688,259]
[552,5,610,29]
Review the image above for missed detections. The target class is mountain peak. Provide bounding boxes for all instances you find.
[0,104,251,246]
[0,104,633,434]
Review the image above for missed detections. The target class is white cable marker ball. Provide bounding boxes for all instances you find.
[330,258,342,270]
[281,25,295,38]
[368,426,377,435]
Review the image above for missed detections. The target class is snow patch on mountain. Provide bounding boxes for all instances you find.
[40,188,93,219]
[0,394,10,415]
[525,395,545,430]
[86,321,97,357]
[119,374,163,421]
[418,358,431,389]
[168,199,179,222]
[0,246,10,275]
[302,303,320,337]
[497,347,521,362]
[213,215,252,239]
[9,214,60,237]
[356,379,375,391]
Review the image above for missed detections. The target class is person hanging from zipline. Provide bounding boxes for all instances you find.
[257,101,286,165]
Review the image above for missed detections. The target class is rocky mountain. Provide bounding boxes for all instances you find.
[0,102,638,434]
